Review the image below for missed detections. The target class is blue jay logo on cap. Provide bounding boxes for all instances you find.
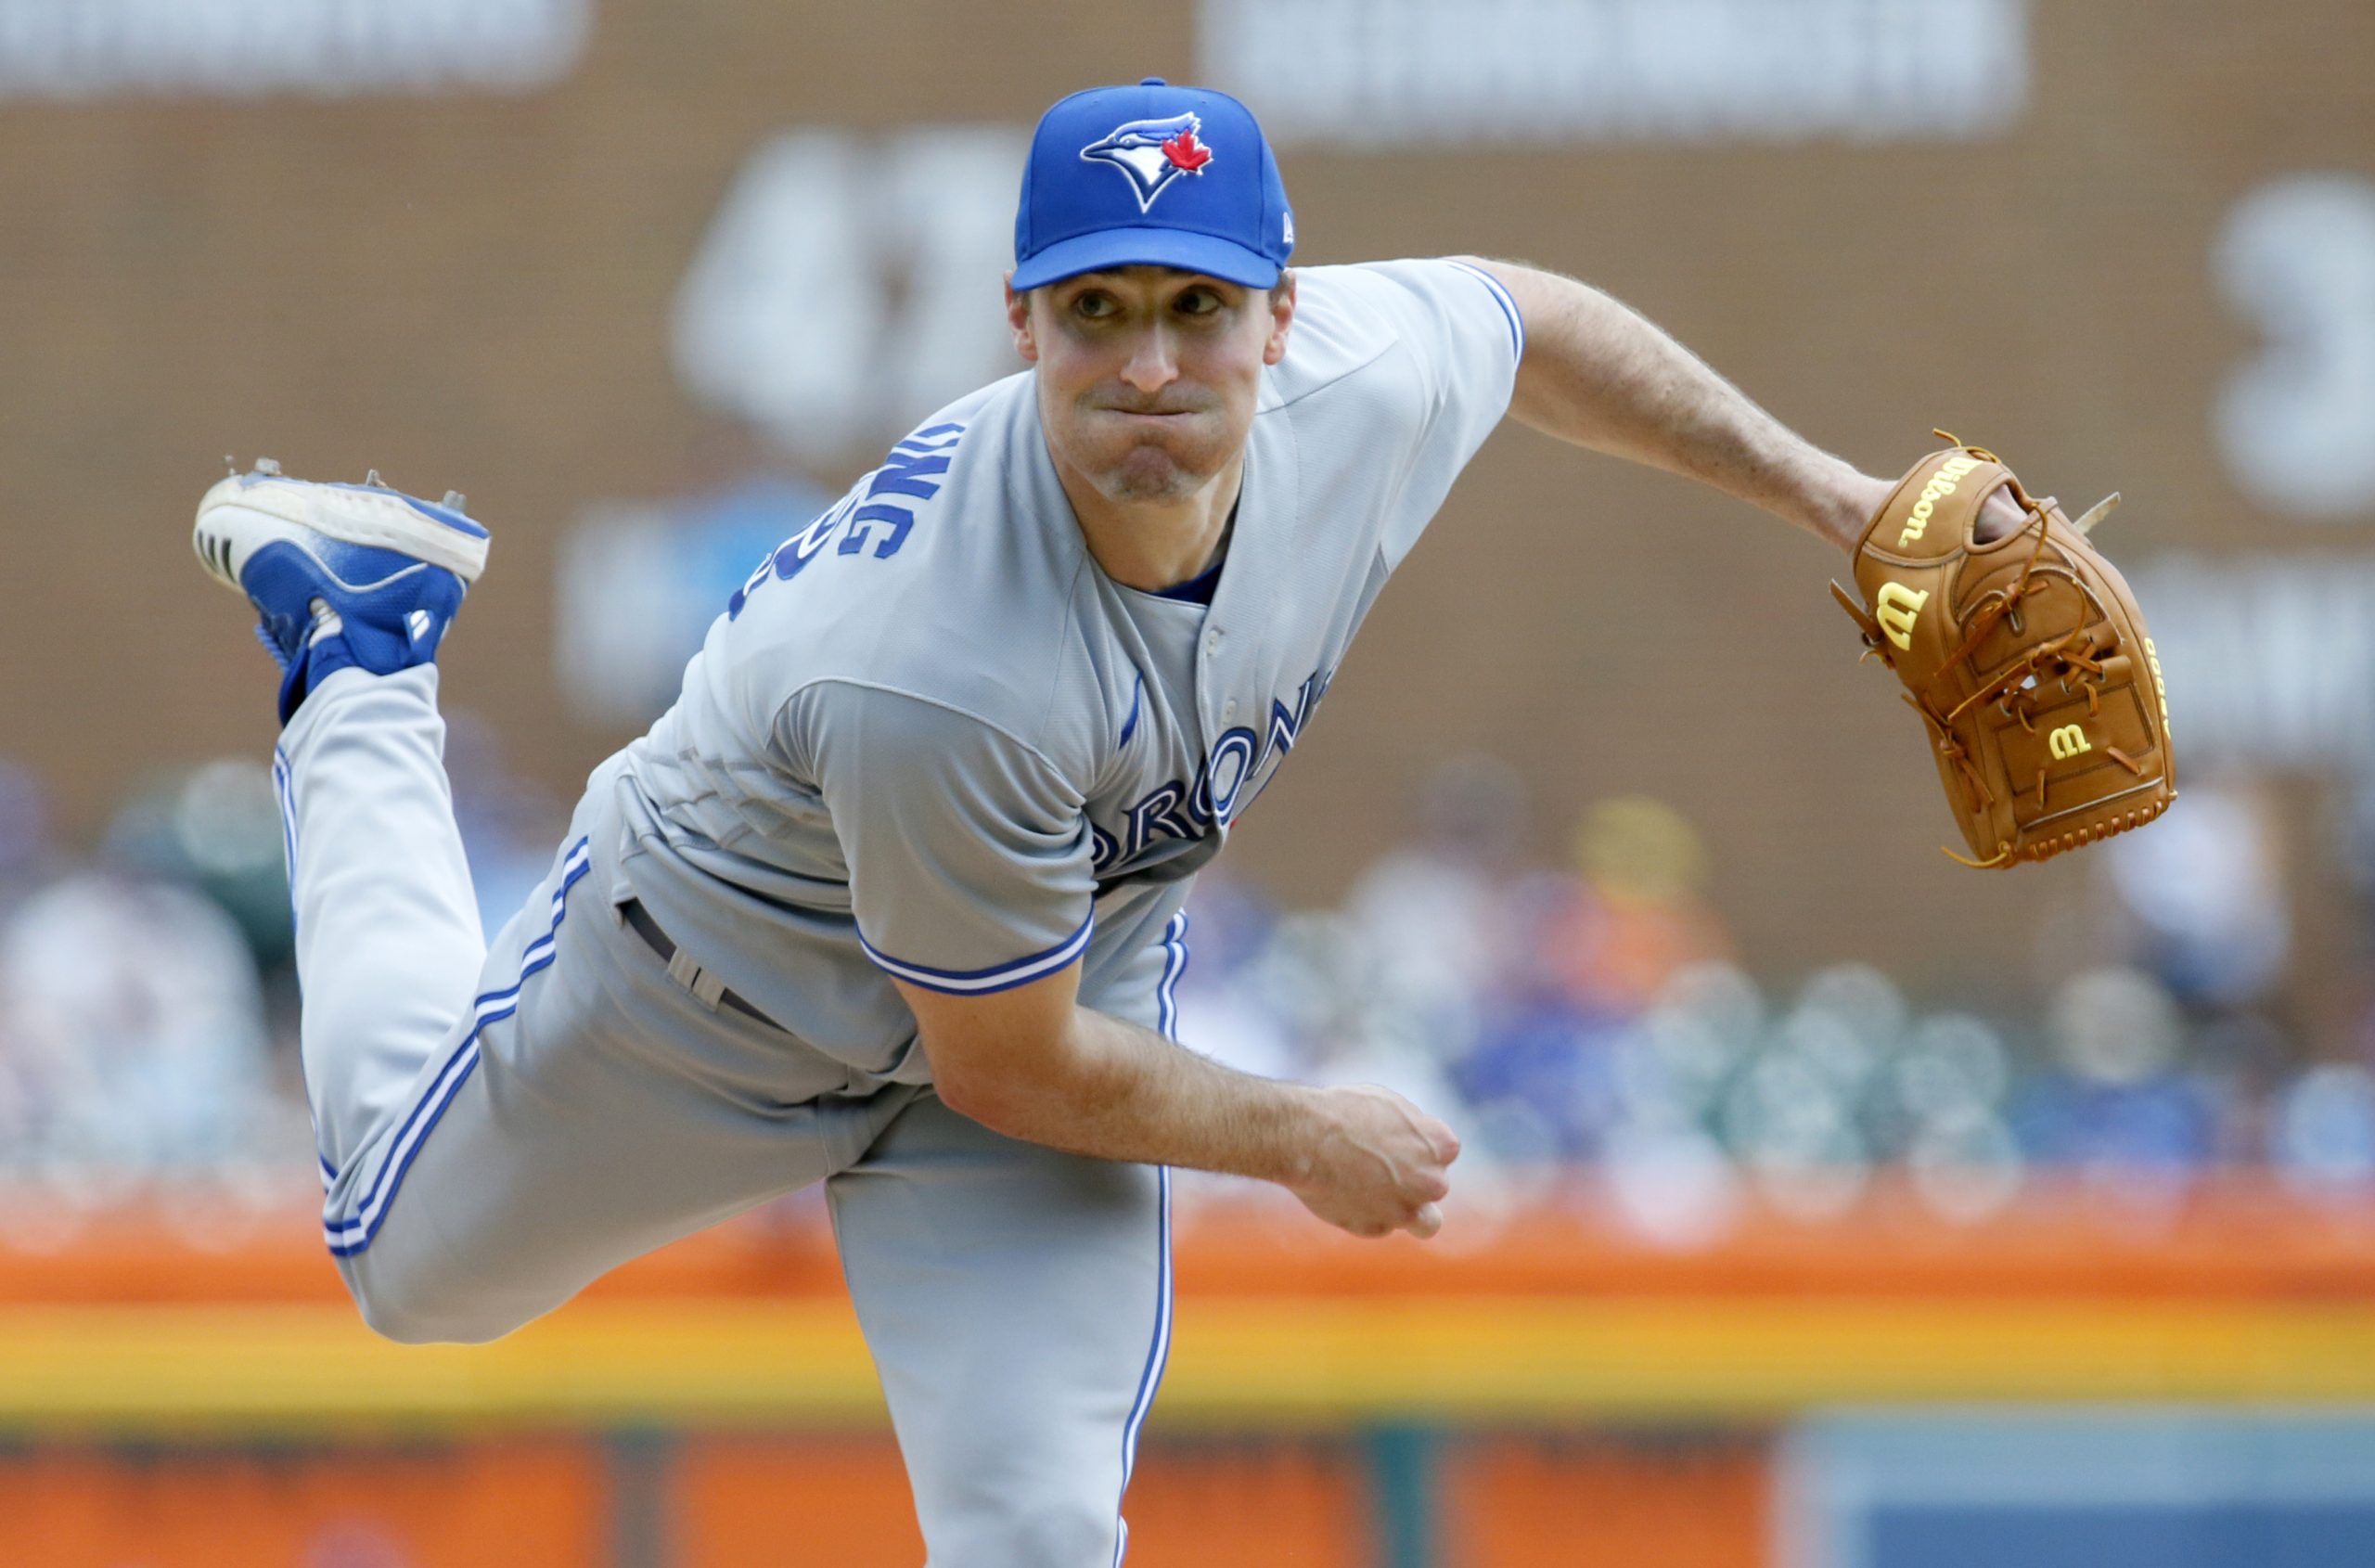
[1079,112,1214,213]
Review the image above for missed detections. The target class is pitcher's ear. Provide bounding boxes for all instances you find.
[1006,273,1038,363]
[1264,269,1296,366]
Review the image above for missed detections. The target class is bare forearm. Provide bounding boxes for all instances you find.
[1469,257,1887,552]
[946,1005,1328,1184]
[914,977,1460,1238]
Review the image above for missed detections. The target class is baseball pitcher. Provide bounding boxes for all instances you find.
[192,78,2140,1565]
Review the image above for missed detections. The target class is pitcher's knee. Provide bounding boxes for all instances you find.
[923,1473,1118,1567]
[340,1247,529,1346]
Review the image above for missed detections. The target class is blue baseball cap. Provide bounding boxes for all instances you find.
[1012,77,1294,292]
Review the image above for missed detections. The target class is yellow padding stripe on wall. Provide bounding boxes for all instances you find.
[5,1297,2373,1433]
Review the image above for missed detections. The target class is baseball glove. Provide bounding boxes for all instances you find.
[1831,435,2176,868]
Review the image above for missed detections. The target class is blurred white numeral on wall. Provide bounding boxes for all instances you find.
[1200,0,2028,145]
[0,0,588,97]
[2215,174,2375,521]
[672,127,1028,464]
[2131,554,2375,767]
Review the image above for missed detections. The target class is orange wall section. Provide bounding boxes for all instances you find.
[1448,1434,1770,1568]
[0,1439,606,1568]
[676,1434,1373,1568]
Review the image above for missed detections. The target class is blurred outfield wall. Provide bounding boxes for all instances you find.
[9,1188,2375,1566]
[2,0,2370,975]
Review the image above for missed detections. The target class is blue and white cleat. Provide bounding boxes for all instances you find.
[194,459,490,723]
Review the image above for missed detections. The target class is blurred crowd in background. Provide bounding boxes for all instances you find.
[0,0,2362,1283]
[5,726,2371,1241]
[0,722,561,1237]
[1175,761,2375,1239]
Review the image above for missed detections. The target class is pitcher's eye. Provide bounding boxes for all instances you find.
[1072,291,1117,320]
[1175,289,1222,316]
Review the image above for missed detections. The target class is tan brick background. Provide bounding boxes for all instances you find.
[1,0,2365,971]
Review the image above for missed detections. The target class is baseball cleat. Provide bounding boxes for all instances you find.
[195,459,491,723]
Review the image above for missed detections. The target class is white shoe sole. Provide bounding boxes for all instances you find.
[193,473,489,592]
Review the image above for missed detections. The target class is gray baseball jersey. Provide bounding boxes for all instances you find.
[271,254,1520,1566]
[612,257,1522,1083]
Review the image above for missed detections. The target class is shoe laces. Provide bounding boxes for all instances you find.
[307,598,345,646]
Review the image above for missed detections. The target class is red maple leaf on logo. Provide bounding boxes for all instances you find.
[1162,130,1213,173]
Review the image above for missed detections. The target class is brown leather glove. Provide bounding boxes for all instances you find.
[1832,436,2176,868]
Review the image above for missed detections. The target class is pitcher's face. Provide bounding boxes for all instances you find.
[1009,265,1294,506]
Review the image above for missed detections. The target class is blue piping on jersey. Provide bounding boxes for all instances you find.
[1117,674,1144,749]
[859,911,1095,996]
[273,743,339,1191]
[322,838,592,1256]
[1112,1164,1174,1567]
[271,746,299,932]
[1155,911,1188,1041]
[1447,259,1525,359]
[1114,911,1188,1565]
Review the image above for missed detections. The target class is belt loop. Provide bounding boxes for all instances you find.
[665,946,726,1011]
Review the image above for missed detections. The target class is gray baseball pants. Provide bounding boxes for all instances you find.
[276,666,1174,1566]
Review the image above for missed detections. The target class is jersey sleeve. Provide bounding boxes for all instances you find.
[785,680,1096,996]
[1336,258,1525,567]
